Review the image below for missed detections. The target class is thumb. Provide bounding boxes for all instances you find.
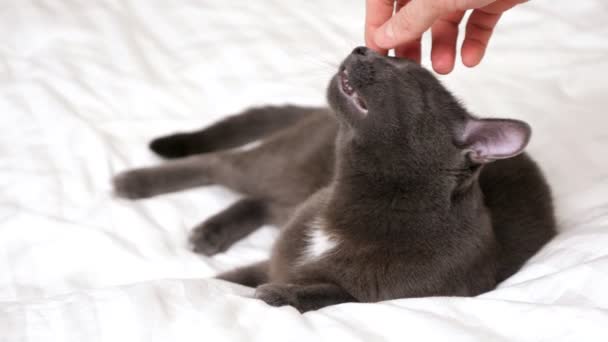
[374,0,445,49]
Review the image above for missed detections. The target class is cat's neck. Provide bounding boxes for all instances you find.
[321,151,484,243]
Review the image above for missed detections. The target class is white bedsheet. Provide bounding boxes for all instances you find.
[2,0,608,340]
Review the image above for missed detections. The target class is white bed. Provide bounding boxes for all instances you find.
[2,0,608,340]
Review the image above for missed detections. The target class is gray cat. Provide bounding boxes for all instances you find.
[113,47,556,312]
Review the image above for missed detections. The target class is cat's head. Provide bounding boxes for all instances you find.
[326,46,531,188]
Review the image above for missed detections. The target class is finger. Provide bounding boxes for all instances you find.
[365,0,395,55]
[395,0,408,14]
[461,9,502,67]
[395,38,421,62]
[374,0,446,49]
[393,0,421,61]
[478,0,528,14]
[430,11,465,74]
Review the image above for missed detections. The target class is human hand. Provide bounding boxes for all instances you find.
[365,0,528,74]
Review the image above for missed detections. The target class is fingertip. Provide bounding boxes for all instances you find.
[395,40,422,63]
[396,51,421,63]
[365,33,389,55]
[463,58,480,68]
[365,0,397,48]
[374,47,390,56]
[461,42,484,68]
[430,12,464,75]
[432,56,454,74]
[461,9,499,68]
[431,43,456,74]
[373,23,395,50]
[370,46,389,56]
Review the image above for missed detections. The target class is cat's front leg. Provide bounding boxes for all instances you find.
[190,197,268,255]
[254,283,355,312]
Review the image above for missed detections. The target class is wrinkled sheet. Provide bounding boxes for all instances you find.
[2,0,608,340]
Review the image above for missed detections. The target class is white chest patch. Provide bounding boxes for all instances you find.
[300,217,339,264]
[230,140,263,153]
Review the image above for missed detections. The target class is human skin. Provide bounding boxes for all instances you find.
[365,0,528,74]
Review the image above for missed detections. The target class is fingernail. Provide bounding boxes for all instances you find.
[384,22,395,41]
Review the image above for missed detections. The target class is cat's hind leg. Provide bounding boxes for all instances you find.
[216,261,269,288]
[150,105,317,158]
[113,154,222,199]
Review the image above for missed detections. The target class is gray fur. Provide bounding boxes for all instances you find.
[113,47,556,312]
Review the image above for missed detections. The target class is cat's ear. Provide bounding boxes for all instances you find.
[458,118,531,164]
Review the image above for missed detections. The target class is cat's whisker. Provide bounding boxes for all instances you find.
[280,44,342,71]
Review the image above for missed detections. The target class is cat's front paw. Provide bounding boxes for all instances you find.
[112,170,155,199]
[254,284,299,310]
[189,221,233,256]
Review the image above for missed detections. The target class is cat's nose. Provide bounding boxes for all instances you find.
[352,46,369,56]
[351,46,381,59]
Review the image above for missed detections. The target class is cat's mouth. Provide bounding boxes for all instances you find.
[339,68,368,112]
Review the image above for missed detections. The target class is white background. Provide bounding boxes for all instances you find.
[1,1,608,341]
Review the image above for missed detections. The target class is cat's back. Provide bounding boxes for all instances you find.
[479,153,557,281]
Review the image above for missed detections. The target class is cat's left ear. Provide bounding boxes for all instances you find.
[457,118,531,164]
